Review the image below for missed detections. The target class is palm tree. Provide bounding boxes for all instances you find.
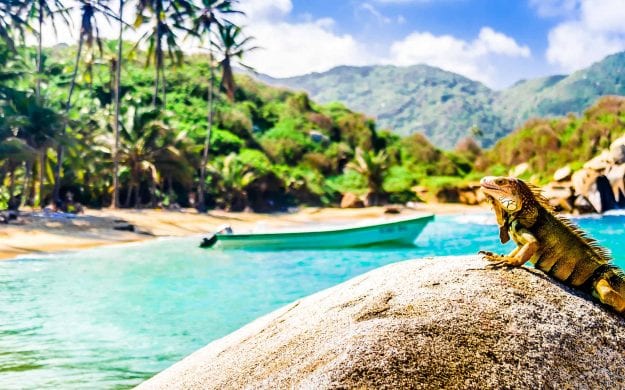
[0,0,29,52]
[52,0,117,204]
[21,0,71,100]
[346,147,389,206]
[134,0,195,108]
[208,153,256,211]
[117,104,191,207]
[189,0,241,212]
[4,90,64,207]
[214,22,256,101]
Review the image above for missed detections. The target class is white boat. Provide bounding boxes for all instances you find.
[201,214,434,249]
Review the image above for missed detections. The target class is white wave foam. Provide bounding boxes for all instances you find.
[451,214,496,225]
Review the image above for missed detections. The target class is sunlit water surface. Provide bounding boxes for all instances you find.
[1,212,625,389]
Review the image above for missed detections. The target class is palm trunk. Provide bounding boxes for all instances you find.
[125,184,132,208]
[21,161,32,207]
[222,57,235,101]
[153,55,160,107]
[167,175,174,200]
[111,0,124,209]
[53,34,84,204]
[38,148,45,209]
[8,163,16,198]
[134,182,140,208]
[197,51,215,212]
[152,5,162,107]
[161,65,166,108]
[150,176,157,207]
[36,0,43,100]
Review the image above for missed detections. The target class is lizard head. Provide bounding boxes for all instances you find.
[480,176,523,213]
[480,176,525,244]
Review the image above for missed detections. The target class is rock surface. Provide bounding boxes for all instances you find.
[139,256,625,389]
[340,192,365,208]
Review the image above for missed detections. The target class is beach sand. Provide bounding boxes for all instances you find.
[0,203,488,260]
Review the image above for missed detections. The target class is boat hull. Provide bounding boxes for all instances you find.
[214,214,434,249]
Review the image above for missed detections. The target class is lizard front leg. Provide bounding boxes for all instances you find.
[593,268,625,313]
[481,227,538,268]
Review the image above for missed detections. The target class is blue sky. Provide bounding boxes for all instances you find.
[237,0,625,89]
[39,0,625,90]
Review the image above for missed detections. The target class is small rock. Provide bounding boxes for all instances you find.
[610,135,625,164]
[509,162,529,178]
[583,150,614,171]
[340,193,364,208]
[383,206,401,214]
[553,165,572,182]
[572,168,599,197]
[542,182,573,212]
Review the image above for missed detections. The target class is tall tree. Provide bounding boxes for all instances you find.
[134,0,194,108]
[111,0,125,209]
[117,104,191,208]
[52,0,117,204]
[208,153,256,211]
[22,0,71,100]
[214,22,255,101]
[189,0,240,212]
[4,90,64,207]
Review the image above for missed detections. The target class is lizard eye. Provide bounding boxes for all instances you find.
[495,178,505,185]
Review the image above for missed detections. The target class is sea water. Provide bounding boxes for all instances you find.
[1,213,624,389]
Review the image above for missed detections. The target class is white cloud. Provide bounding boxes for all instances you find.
[544,0,625,71]
[238,0,372,77]
[240,0,292,20]
[580,0,625,33]
[359,3,392,24]
[529,0,578,17]
[473,27,531,57]
[388,27,530,85]
[244,19,371,78]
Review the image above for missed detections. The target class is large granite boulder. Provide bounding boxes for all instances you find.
[139,256,625,389]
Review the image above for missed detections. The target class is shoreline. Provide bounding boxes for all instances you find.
[0,203,489,261]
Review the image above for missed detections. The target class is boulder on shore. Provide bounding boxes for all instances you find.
[339,192,364,208]
[139,256,625,389]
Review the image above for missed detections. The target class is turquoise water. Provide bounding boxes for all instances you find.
[1,212,625,389]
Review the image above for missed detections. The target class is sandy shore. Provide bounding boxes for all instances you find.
[0,203,488,260]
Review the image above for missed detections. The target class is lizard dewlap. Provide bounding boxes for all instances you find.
[479,176,625,314]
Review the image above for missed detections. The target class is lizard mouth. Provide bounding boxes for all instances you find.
[480,182,500,191]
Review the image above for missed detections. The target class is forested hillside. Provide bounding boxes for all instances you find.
[478,96,625,182]
[263,52,625,149]
[0,42,475,212]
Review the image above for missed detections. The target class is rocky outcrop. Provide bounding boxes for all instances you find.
[543,134,625,213]
[139,256,625,389]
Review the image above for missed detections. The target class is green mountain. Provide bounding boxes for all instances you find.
[260,65,504,148]
[260,52,625,149]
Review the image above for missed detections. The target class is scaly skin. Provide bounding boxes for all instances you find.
[480,176,625,314]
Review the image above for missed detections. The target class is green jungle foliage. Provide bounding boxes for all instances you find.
[0,41,477,212]
[477,96,625,183]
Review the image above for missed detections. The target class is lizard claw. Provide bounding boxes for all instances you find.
[479,251,513,268]
[485,260,513,269]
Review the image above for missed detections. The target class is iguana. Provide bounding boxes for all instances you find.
[479,176,625,314]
